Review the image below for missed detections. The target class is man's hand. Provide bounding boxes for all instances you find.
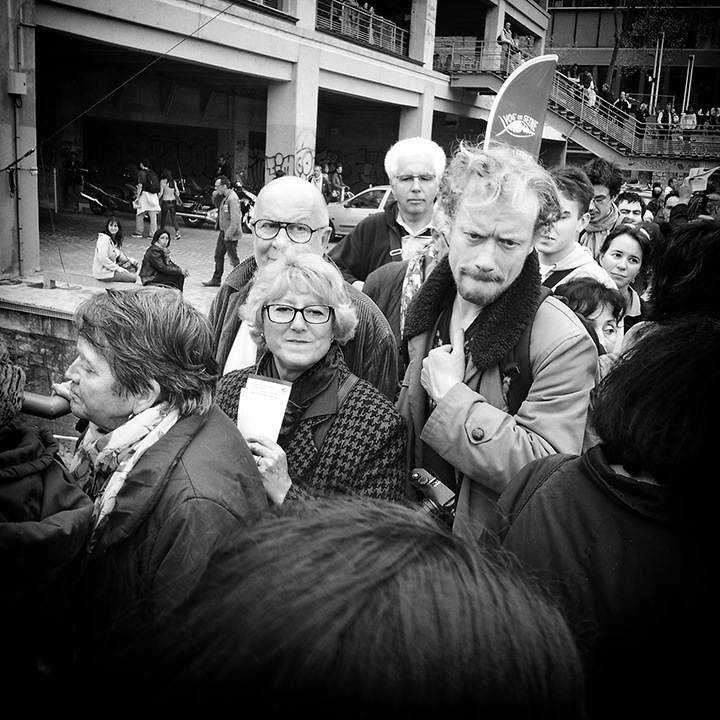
[421,327,466,404]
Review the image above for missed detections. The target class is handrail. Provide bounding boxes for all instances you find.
[437,40,720,159]
[21,391,72,419]
[316,1,409,56]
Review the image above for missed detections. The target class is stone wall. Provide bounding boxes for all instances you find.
[1,305,79,445]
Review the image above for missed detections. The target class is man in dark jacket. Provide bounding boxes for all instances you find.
[329,137,446,290]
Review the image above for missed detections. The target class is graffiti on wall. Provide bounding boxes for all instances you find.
[250,145,388,192]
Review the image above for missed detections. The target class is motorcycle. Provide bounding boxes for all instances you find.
[78,166,136,216]
[233,181,257,233]
[175,177,218,229]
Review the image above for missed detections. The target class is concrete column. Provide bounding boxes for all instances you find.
[409,0,438,67]
[1,0,39,278]
[265,46,320,184]
[399,84,436,139]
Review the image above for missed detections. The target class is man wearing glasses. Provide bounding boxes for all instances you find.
[329,137,447,291]
[208,176,398,400]
[578,157,624,260]
[203,176,242,287]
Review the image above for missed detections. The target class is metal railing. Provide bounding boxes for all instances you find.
[316,1,409,56]
[550,72,720,158]
[433,39,532,77]
[437,41,720,159]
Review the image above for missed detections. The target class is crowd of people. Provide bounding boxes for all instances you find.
[3,136,716,716]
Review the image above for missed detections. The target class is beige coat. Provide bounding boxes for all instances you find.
[399,295,597,540]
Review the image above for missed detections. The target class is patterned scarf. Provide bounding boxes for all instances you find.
[69,404,180,551]
[581,203,621,258]
[400,238,439,336]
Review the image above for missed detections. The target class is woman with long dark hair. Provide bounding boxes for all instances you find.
[92,216,138,283]
[159,168,182,240]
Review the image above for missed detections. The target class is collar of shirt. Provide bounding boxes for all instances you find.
[396,215,433,261]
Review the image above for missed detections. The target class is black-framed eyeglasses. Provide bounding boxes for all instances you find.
[251,219,324,244]
[264,304,333,325]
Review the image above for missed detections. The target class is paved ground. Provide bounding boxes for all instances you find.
[0,207,255,317]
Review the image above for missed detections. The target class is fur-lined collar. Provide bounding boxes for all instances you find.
[403,251,543,372]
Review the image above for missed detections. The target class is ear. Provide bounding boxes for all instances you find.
[131,378,162,416]
[577,211,591,234]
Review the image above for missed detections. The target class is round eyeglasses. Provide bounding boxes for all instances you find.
[264,304,333,325]
[251,219,324,244]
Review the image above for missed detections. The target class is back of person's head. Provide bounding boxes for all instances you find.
[384,136,447,180]
[648,219,720,321]
[592,316,720,487]
[145,498,586,716]
[442,142,560,232]
[551,165,594,215]
[582,157,623,197]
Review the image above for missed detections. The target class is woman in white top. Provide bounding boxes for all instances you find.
[93,216,138,283]
[159,168,182,240]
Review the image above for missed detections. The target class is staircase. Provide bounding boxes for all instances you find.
[439,43,720,163]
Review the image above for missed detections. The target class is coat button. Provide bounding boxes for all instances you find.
[471,427,485,441]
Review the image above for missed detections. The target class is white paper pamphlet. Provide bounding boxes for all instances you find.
[236,374,292,442]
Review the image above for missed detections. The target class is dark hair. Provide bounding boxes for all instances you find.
[140,157,151,168]
[648,218,720,321]
[592,316,720,486]
[150,227,172,247]
[599,224,653,276]
[551,166,594,215]
[74,287,217,416]
[160,167,175,188]
[555,278,625,322]
[145,498,586,715]
[215,175,231,188]
[582,158,623,197]
[616,191,647,214]
[103,216,123,247]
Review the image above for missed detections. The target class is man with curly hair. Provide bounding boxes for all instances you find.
[398,144,597,539]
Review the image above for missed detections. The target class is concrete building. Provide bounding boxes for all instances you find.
[1,0,718,278]
[1,0,551,278]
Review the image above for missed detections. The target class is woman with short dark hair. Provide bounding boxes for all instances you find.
[58,286,266,687]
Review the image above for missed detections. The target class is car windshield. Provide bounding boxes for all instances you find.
[347,189,386,209]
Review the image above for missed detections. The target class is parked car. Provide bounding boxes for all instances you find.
[327,185,394,240]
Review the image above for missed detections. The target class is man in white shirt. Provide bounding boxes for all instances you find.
[537,166,616,291]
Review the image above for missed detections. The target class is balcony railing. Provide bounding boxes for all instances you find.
[433,39,533,77]
[316,1,409,57]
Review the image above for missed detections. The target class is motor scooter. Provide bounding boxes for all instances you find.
[78,166,136,216]
[176,177,218,228]
[233,181,257,233]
